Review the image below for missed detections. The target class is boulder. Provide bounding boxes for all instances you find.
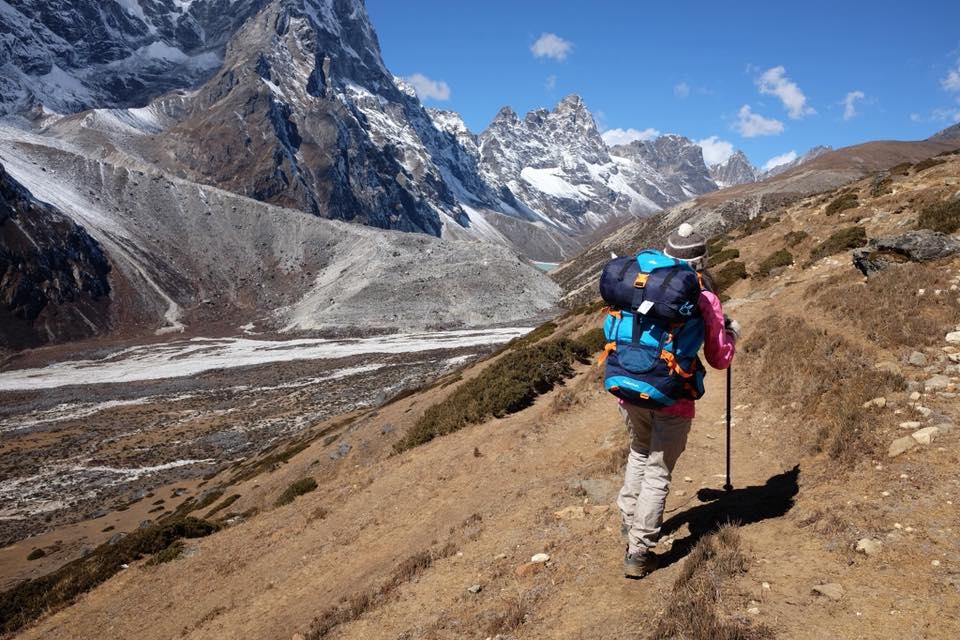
[911,426,941,446]
[908,351,928,367]
[853,230,960,276]
[812,583,845,601]
[888,436,917,458]
[855,538,883,556]
[925,375,952,391]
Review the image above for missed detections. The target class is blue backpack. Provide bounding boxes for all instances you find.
[598,249,706,409]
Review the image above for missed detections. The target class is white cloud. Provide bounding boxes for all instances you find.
[674,82,690,98]
[763,150,798,171]
[943,60,960,92]
[531,33,572,61]
[910,113,922,122]
[403,73,450,101]
[733,105,784,137]
[841,90,865,120]
[696,136,735,166]
[601,127,661,146]
[756,66,815,119]
[545,74,557,91]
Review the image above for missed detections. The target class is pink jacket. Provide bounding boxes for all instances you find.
[621,289,736,419]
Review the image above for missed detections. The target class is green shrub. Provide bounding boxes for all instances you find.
[0,518,218,635]
[756,249,793,277]
[889,162,912,176]
[870,174,893,197]
[825,192,858,216]
[808,226,868,263]
[913,157,945,173]
[145,541,185,566]
[706,235,729,254]
[573,327,607,354]
[782,230,809,247]
[707,248,740,268]
[204,494,241,519]
[916,198,960,234]
[26,548,45,561]
[275,478,318,507]
[712,261,747,293]
[394,338,589,452]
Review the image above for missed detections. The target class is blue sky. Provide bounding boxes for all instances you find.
[366,0,960,170]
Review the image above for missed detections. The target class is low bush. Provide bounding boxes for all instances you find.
[711,261,747,294]
[755,249,793,277]
[275,478,318,507]
[870,173,893,197]
[574,327,607,354]
[651,525,771,640]
[743,316,903,463]
[26,548,45,561]
[808,226,867,263]
[916,197,960,234]
[204,494,241,519]
[394,338,590,452]
[0,518,218,635]
[706,235,729,254]
[815,263,960,349]
[889,162,912,176]
[737,216,776,238]
[145,541,185,566]
[708,248,740,268]
[913,157,945,173]
[782,230,809,247]
[825,192,859,216]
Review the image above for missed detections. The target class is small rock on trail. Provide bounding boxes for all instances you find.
[812,583,845,601]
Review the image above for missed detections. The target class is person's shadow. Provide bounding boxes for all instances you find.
[655,465,800,570]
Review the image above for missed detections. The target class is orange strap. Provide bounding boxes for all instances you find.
[660,350,694,378]
[598,341,617,364]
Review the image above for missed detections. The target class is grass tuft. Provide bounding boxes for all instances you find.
[275,478,318,507]
[650,524,771,640]
[916,197,960,234]
[808,226,867,264]
[712,261,747,294]
[755,249,793,278]
[825,192,859,216]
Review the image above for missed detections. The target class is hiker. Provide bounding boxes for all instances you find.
[597,223,739,579]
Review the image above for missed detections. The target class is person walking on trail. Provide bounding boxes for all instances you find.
[596,223,740,579]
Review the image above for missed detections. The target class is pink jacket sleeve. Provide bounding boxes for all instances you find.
[699,290,735,370]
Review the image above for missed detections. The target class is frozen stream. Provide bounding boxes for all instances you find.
[0,328,532,391]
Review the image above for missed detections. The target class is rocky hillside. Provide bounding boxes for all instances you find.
[0,0,267,115]
[4,150,959,639]
[0,130,560,345]
[0,163,111,350]
[554,131,960,305]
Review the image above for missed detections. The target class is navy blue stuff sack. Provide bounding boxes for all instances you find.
[599,250,702,321]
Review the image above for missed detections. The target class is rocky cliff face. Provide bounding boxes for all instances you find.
[0,163,111,349]
[0,0,269,115]
[709,150,759,187]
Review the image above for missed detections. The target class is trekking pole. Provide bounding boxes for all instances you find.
[724,365,733,492]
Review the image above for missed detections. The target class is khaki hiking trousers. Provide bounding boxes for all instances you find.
[616,403,691,553]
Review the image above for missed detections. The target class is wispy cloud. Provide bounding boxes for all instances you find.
[943,59,960,92]
[531,33,573,61]
[545,74,557,91]
[403,73,450,101]
[763,150,798,171]
[733,105,784,137]
[841,90,865,120]
[756,66,815,119]
[674,82,690,98]
[696,136,735,165]
[601,127,660,146]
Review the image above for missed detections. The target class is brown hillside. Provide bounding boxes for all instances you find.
[4,155,960,640]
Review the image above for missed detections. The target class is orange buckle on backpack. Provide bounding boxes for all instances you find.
[660,350,694,378]
[633,273,648,288]
[598,341,617,364]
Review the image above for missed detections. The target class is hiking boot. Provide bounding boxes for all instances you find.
[624,548,657,579]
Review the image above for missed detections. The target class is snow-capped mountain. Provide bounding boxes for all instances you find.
[0,0,269,116]
[761,145,834,179]
[709,150,758,187]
